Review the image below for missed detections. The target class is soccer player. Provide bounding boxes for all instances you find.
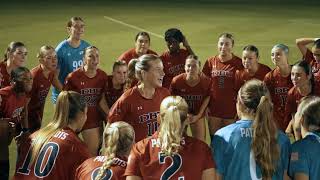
[0,67,33,180]
[264,44,293,131]
[285,61,319,140]
[212,79,290,179]
[118,32,157,65]
[28,46,63,133]
[202,33,243,137]
[13,91,91,180]
[296,38,320,92]
[234,45,271,91]
[125,96,215,179]
[75,121,135,180]
[160,28,194,88]
[0,42,27,88]
[170,55,211,142]
[105,60,128,108]
[289,96,320,180]
[51,16,90,103]
[108,54,170,142]
[64,46,109,155]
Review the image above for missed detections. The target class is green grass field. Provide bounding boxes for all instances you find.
[1,0,320,178]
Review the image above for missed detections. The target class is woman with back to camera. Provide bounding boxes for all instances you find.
[212,79,291,180]
[13,91,91,180]
[0,67,32,180]
[108,54,170,142]
[0,41,28,89]
[289,96,320,180]
[264,44,293,132]
[202,33,243,138]
[170,55,211,142]
[125,96,215,180]
[75,121,135,180]
[52,16,91,103]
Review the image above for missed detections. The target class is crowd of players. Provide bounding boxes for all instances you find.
[0,16,320,179]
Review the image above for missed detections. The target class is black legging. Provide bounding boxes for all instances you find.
[0,160,9,180]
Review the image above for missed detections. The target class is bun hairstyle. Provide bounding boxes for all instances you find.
[299,96,320,133]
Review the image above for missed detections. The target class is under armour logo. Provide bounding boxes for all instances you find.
[81,82,85,85]
[137,106,143,110]
[67,53,71,56]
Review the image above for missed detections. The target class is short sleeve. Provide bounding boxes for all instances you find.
[124,143,142,177]
[202,59,211,77]
[288,143,309,177]
[211,134,227,175]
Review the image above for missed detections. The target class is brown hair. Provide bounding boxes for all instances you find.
[238,79,279,178]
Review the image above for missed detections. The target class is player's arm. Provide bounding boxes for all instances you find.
[99,93,110,118]
[126,176,142,180]
[182,35,195,56]
[295,38,318,56]
[52,69,63,91]
[202,168,216,180]
[293,173,308,180]
[190,96,210,123]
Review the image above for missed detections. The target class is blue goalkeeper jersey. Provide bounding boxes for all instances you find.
[51,39,90,103]
[211,119,290,180]
[289,132,320,179]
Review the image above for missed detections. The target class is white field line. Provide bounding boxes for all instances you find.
[103,16,296,48]
[103,16,163,39]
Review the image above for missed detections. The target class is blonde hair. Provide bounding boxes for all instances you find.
[158,96,188,156]
[31,91,86,163]
[238,79,279,178]
[95,121,135,180]
[36,45,55,59]
[127,54,161,81]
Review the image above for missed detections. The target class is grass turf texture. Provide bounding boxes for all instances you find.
[1,0,319,178]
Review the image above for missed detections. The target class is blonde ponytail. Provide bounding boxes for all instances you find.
[159,96,188,156]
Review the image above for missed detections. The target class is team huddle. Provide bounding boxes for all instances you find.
[0,16,320,180]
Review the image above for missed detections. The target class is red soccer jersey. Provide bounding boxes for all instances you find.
[13,127,91,180]
[64,68,108,130]
[160,49,190,88]
[170,73,211,115]
[125,132,215,179]
[108,86,170,141]
[304,49,320,93]
[202,54,243,119]
[105,75,124,108]
[28,65,55,131]
[0,86,27,124]
[234,63,271,91]
[264,67,293,131]
[75,156,127,180]
[0,61,11,89]
[118,48,158,65]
